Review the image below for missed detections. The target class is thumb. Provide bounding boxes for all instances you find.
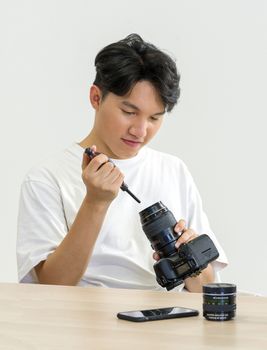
[82,153,90,170]
[91,144,97,153]
[82,144,97,170]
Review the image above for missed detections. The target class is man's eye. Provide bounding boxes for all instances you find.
[122,110,135,115]
[150,116,160,121]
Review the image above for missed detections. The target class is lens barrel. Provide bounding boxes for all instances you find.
[203,283,236,321]
[139,201,168,225]
[139,202,178,257]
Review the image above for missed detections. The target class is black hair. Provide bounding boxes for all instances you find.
[93,34,180,112]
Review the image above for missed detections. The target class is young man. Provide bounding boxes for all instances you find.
[17,34,227,292]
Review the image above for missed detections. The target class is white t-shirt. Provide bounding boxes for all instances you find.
[17,143,228,290]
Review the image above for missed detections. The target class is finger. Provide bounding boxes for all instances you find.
[112,172,125,188]
[175,229,197,249]
[89,154,109,172]
[107,166,124,183]
[97,160,116,178]
[153,252,160,261]
[82,144,98,170]
[174,219,186,234]
[96,167,124,192]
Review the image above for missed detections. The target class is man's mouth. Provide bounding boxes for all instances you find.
[121,138,143,148]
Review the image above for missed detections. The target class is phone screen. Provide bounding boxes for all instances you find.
[117,306,199,322]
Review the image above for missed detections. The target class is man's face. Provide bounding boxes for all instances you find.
[90,80,165,159]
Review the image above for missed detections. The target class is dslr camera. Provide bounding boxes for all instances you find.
[139,202,219,291]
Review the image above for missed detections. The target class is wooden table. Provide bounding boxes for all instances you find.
[0,283,266,349]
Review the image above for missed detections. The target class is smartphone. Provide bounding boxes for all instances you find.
[117,306,199,322]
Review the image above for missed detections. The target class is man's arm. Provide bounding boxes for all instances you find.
[35,198,110,285]
[35,147,124,285]
[183,263,214,293]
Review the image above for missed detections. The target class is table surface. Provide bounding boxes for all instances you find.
[0,283,266,350]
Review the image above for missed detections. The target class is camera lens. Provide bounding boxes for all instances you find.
[203,283,236,321]
[139,202,178,258]
[139,201,168,225]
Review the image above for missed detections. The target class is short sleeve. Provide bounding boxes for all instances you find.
[183,164,228,277]
[17,179,68,283]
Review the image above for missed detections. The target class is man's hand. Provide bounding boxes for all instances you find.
[82,145,125,203]
[152,219,215,292]
[152,219,197,261]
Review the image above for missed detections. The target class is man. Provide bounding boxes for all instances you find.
[17,34,227,292]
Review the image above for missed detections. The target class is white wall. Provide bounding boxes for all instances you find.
[1,0,266,294]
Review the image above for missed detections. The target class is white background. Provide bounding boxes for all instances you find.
[1,0,266,295]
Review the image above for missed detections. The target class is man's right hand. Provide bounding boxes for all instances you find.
[82,145,125,203]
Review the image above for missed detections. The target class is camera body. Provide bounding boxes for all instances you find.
[153,234,219,290]
[139,202,219,291]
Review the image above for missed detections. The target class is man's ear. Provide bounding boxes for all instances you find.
[89,85,102,110]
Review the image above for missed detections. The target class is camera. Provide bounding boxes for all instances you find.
[139,201,219,291]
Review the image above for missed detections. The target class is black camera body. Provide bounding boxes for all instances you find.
[139,202,219,291]
[153,234,219,290]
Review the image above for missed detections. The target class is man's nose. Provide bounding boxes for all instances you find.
[129,120,147,139]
